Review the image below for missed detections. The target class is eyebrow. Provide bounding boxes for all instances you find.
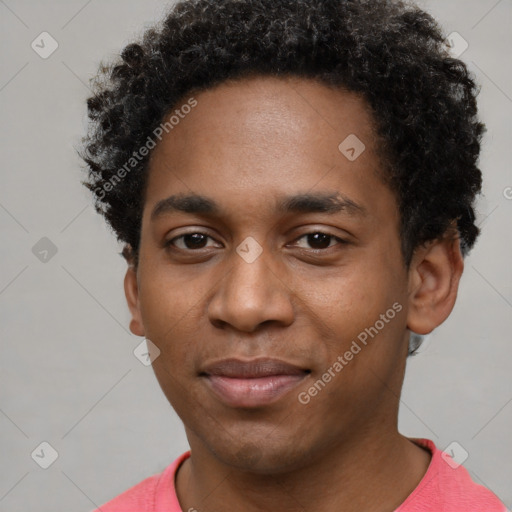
[151,191,367,221]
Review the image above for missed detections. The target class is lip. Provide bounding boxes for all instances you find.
[200,358,310,408]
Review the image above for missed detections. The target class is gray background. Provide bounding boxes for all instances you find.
[0,0,510,510]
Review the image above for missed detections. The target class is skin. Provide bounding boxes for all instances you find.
[124,75,464,512]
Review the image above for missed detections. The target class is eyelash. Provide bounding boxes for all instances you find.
[164,230,348,253]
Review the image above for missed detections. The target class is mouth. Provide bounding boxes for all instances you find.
[200,358,310,408]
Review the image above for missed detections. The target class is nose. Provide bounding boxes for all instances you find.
[207,243,295,333]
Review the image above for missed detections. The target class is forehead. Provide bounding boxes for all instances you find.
[144,75,391,222]
[151,75,379,162]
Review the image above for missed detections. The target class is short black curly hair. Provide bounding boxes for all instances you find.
[80,0,485,269]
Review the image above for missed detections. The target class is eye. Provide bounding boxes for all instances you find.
[291,231,347,251]
[165,232,220,251]
[164,230,348,253]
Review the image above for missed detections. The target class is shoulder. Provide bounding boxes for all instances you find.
[91,451,190,512]
[398,439,507,512]
[93,472,161,512]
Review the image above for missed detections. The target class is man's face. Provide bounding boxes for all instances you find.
[130,76,412,472]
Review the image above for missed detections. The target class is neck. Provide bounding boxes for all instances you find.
[175,429,431,512]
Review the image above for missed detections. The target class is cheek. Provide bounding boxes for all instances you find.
[138,255,206,319]
[136,264,206,366]
[307,269,408,384]
[307,267,395,338]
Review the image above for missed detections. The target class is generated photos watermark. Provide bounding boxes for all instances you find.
[94,97,198,200]
[298,301,403,404]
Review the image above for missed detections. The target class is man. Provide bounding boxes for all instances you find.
[81,0,507,510]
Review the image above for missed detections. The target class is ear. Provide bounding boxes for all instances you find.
[124,260,145,337]
[406,231,464,335]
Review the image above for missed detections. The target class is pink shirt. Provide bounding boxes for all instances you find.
[94,439,507,511]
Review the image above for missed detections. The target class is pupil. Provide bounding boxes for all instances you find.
[308,233,330,249]
[182,233,332,250]
[185,233,206,249]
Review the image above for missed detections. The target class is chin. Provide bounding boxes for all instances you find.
[205,436,316,475]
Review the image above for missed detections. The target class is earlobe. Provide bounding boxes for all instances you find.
[406,234,464,335]
[124,264,145,337]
